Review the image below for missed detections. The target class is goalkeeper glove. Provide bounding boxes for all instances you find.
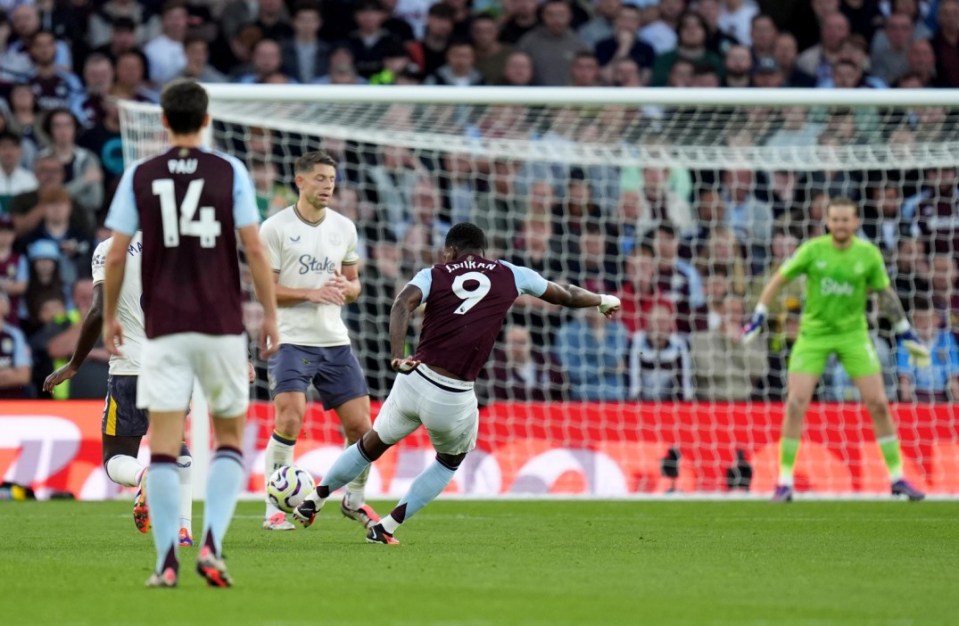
[741,304,767,344]
[598,294,621,317]
[895,320,931,369]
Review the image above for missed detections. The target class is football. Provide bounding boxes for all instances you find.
[266,465,316,513]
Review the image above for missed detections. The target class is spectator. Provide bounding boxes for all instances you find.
[87,1,159,49]
[27,30,85,120]
[681,187,724,259]
[346,0,403,79]
[764,106,821,147]
[750,13,778,58]
[639,0,684,55]
[8,155,62,237]
[484,325,567,402]
[795,10,850,85]
[471,13,513,85]
[408,2,455,77]
[0,291,32,398]
[565,221,621,294]
[629,302,694,401]
[691,294,767,400]
[773,32,816,86]
[518,0,589,86]
[38,109,103,227]
[861,182,910,253]
[579,0,620,48]
[179,35,228,83]
[21,239,66,334]
[911,166,959,255]
[897,299,959,403]
[651,11,724,86]
[722,43,753,86]
[0,131,38,216]
[112,50,156,102]
[499,0,540,45]
[721,168,773,256]
[893,236,932,313]
[751,56,783,86]
[929,254,959,332]
[6,84,41,168]
[696,225,747,296]
[569,50,601,86]
[595,4,655,81]
[932,0,959,87]
[91,16,140,64]
[380,0,416,42]
[618,246,669,334]
[554,305,629,401]
[2,4,72,80]
[281,1,331,84]
[696,0,740,54]
[234,38,292,83]
[871,12,916,85]
[26,293,75,398]
[77,93,124,199]
[314,46,365,84]
[0,215,27,326]
[143,0,189,85]
[639,167,694,235]
[21,186,93,290]
[426,40,485,85]
[649,222,704,333]
[718,0,758,46]
[362,145,422,238]
[79,53,116,128]
[550,169,605,247]
[499,49,535,86]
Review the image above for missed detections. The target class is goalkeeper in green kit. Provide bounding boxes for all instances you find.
[742,198,929,502]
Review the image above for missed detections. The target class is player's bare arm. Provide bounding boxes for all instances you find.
[388,283,423,372]
[876,285,931,367]
[336,264,361,304]
[44,282,105,392]
[102,231,133,355]
[273,273,346,306]
[239,224,280,358]
[876,286,909,327]
[538,282,621,317]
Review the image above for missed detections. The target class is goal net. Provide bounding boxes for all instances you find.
[119,86,959,498]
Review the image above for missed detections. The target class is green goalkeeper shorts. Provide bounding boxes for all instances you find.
[788,331,882,379]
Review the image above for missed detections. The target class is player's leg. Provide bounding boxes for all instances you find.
[369,374,478,544]
[177,442,193,546]
[776,335,831,501]
[315,346,376,525]
[139,335,195,587]
[193,333,250,587]
[100,374,153,532]
[293,374,418,528]
[263,345,313,529]
[843,337,925,501]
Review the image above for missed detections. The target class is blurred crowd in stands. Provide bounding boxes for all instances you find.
[0,0,957,405]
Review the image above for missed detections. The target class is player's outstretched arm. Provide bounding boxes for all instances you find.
[388,283,423,372]
[102,232,133,356]
[878,286,931,368]
[43,283,105,393]
[741,271,789,344]
[239,224,280,358]
[537,282,621,318]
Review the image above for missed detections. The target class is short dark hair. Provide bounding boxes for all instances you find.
[294,150,338,174]
[160,79,209,135]
[445,222,487,253]
[826,196,859,217]
[41,107,77,137]
[0,129,21,145]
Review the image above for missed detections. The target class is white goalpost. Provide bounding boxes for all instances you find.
[120,86,959,500]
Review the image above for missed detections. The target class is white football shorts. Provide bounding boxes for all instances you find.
[374,365,478,455]
[137,332,249,417]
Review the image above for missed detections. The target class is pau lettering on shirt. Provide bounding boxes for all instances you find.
[298,254,337,275]
[167,158,198,175]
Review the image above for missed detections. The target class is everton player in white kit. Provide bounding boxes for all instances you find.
[294,223,621,543]
[258,150,379,531]
[102,80,279,587]
[44,233,196,546]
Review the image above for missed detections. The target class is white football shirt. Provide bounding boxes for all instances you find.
[91,232,145,375]
[259,205,359,347]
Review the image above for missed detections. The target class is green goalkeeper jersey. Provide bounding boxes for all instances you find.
[778,235,890,337]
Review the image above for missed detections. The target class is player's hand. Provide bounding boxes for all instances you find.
[898,328,931,368]
[259,315,280,359]
[103,317,124,356]
[43,362,78,393]
[308,282,346,306]
[247,361,256,383]
[741,305,767,345]
[391,357,420,373]
[598,294,621,318]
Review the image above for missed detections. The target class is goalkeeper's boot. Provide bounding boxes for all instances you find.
[292,499,319,528]
[178,528,194,547]
[133,469,150,533]
[366,523,400,545]
[771,484,794,502]
[262,511,296,531]
[341,497,381,529]
[196,545,232,588]
[891,479,925,501]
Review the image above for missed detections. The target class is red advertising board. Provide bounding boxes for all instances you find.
[2,401,957,498]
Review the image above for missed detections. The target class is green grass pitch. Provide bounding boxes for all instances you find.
[1,500,957,625]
